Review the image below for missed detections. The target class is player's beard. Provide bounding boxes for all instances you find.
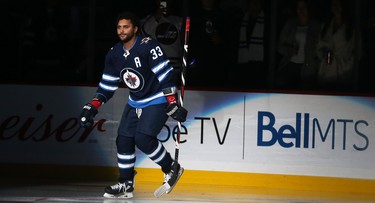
[120,32,134,44]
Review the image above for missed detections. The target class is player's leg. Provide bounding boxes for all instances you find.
[135,103,184,194]
[104,104,138,198]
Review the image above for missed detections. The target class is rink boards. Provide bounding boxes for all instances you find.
[1,84,375,199]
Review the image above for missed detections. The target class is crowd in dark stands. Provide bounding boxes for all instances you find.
[1,0,374,94]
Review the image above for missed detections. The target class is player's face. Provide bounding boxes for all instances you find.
[117,19,138,43]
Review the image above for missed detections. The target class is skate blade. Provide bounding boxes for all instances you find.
[103,192,133,199]
[154,183,171,198]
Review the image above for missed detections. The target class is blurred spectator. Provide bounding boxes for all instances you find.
[232,0,268,89]
[276,0,321,90]
[316,0,358,91]
[141,0,184,72]
[188,0,226,87]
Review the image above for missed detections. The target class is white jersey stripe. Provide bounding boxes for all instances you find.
[102,74,120,81]
[99,82,118,91]
[152,60,170,74]
[157,67,173,82]
[129,91,164,103]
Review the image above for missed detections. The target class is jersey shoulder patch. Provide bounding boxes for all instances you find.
[140,37,152,45]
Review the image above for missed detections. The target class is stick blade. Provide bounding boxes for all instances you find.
[154,183,171,198]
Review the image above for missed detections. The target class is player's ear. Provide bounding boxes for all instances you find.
[134,26,139,34]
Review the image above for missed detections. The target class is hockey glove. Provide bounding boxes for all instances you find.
[79,103,98,128]
[165,94,188,122]
[165,103,188,122]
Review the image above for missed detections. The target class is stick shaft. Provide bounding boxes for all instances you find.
[175,17,190,163]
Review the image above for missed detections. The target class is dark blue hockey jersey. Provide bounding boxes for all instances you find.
[95,36,177,109]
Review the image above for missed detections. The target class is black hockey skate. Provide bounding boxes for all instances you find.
[154,161,184,198]
[103,172,136,198]
[103,181,134,198]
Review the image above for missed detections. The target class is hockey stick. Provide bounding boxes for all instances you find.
[154,16,190,198]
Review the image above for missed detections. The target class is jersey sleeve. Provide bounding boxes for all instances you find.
[146,38,178,91]
[94,47,122,103]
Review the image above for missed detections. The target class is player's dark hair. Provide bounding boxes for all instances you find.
[116,12,140,33]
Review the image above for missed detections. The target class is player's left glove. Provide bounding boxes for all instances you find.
[164,93,187,122]
[166,102,188,122]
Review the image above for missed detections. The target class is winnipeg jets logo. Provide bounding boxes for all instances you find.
[124,70,138,87]
[120,68,144,92]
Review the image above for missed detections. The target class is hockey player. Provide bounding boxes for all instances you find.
[79,12,187,198]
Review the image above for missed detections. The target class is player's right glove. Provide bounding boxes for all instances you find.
[79,103,98,128]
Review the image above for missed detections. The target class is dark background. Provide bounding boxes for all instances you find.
[0,0,374,94]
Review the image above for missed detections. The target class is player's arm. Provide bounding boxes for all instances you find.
[146,37,188,122]
[79,48,121,128]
